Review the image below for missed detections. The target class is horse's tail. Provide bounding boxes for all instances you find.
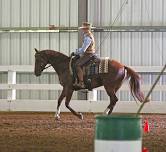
[125,66,145,102]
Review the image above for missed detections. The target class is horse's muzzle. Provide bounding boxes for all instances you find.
[34,71,41,77]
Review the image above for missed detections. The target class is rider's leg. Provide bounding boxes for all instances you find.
[75,59,85,88]
[77,66,83,82]
[74,54,92,88]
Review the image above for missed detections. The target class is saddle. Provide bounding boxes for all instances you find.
[70,54,109,90]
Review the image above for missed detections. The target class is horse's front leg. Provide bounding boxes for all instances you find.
[65,89,83,120]
[55,89,65,120]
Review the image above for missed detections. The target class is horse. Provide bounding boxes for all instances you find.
[34,48,145,120]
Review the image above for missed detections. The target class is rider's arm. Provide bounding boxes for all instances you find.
[76,36,92,55]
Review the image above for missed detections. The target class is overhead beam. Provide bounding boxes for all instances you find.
[93,26,166,32]
[1,26,166,33]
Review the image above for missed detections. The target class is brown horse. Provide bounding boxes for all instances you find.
[34,48,145,119]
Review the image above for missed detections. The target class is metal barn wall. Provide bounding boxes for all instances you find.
[88,0,166,26]
[88,0,166,101]
[0,0,78,100]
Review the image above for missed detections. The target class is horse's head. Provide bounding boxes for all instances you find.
[34,48,49,76]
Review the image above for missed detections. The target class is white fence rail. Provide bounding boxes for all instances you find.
[1,84,166,91]
[0,65,165,73]
[0,65,166,113]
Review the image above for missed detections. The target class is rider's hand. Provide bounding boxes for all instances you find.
[70,52,75,57]
[75,54,80,59]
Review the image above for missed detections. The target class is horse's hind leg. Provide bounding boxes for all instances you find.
[107,93,118,114]
[104,86,119,115]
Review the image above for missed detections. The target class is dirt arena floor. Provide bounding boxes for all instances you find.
[0,112,165,152]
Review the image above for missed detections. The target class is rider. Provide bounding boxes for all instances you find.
[74,22,95,88]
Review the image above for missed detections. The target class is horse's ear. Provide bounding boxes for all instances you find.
[34,48,39,53]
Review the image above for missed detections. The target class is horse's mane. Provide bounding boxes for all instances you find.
[40,49,69,61]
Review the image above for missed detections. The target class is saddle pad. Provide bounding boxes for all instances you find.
[99,57,109,73]
[85,63,99,76]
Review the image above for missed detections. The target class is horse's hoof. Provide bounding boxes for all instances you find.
[104,108,110,115]
[145,98,150,103]
[78,113,84,120]
[55,115,60,120]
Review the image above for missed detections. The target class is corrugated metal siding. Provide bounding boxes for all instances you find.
[95,31,165,66]
[0,0,78,100]
[0,0,78,63]
[88,0,166,101]
[88,0,166,26]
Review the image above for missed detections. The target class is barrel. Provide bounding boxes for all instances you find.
[95,115,142,152]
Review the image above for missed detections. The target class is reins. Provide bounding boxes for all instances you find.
[69,56,74,75]
[44,64,52,70]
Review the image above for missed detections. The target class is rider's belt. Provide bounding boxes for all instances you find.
[85,50,95,54]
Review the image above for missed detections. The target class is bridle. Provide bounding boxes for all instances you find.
[35,53,52,71]
[44,64,52,70]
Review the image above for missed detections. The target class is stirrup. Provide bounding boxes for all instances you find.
[74,81,85,89]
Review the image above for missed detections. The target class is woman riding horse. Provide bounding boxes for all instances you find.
[34,23,146,120]
[74,22,95,89]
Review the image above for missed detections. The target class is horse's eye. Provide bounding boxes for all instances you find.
[40,63,44,67]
